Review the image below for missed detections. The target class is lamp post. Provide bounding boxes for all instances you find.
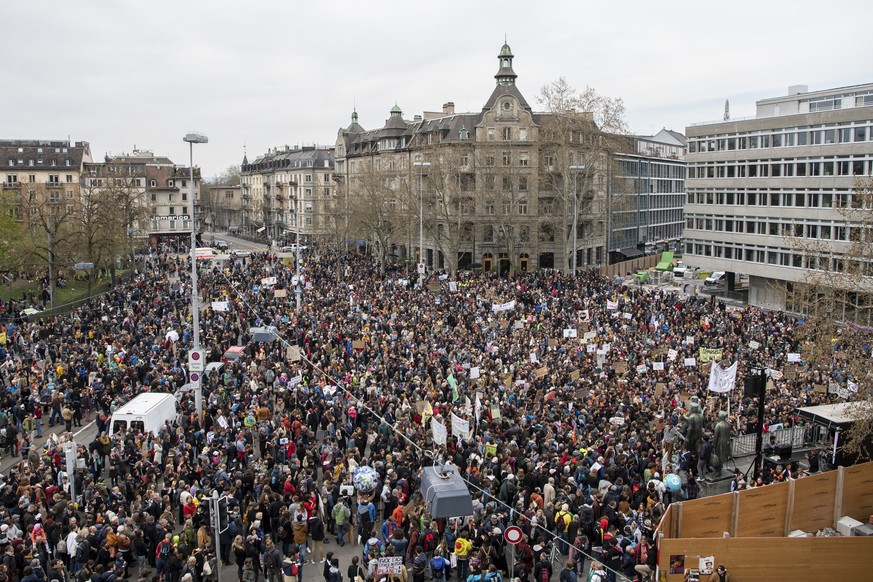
[569,165,585,273]
[413,161,431,288]
[184,132,208,418]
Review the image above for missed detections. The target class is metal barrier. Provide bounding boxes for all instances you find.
[731,425,809,458]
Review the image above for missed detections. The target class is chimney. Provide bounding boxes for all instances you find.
[443,102,455,115]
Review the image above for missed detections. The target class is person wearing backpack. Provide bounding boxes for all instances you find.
[155,533,174,582]
[410,547,428,582]
[558,561,576,582]
[331,499,351,547]
[586,562,606,582]
[533,555,552,582]
[429,554,449,582]
[263,539,283,582]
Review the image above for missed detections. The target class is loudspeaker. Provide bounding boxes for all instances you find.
[744,375,763,398]
[775,442,793,461]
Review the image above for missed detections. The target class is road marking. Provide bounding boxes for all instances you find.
[74,421,96,438]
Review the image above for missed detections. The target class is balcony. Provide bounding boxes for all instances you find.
[46,182,63,188]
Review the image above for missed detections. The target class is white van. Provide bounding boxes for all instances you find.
[110,393,177,436]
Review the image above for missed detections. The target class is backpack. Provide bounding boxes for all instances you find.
[159,541,171,557]
[539,564,550,582]
[587,571,605,582]
[423,531,438,552]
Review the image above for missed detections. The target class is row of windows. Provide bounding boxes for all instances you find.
[687,240,872,273]
[617,160,686,179]
[688,157,871,178]
[688,123,872,152]
[686,216,853,241]
[6,158,73,167]
[5,174,75,185]
[685,188,851,209]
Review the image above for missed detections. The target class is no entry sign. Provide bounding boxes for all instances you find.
[504,525,523,545]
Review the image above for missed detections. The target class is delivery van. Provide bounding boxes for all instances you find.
[110,393,177,436]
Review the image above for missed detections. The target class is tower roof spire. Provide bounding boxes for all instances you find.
[495,40,517,86]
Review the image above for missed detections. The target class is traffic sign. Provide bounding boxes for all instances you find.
[188,349,204,372]
[417,263,426,274]
[190,372,200,383]
[504,525,523,545]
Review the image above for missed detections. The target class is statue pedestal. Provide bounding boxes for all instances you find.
[703,469,734,484]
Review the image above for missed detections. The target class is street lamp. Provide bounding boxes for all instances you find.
[413,161,431,288]
[569,165,585,273]
[184,132,208,418]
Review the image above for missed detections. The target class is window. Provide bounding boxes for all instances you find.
[502,127,512,141]
[543,154,555,168]
[66,174,73,183]
[487,128,495,141]
[48,175,59,184]
[485,200,495,215]
[502,152,511,166]
[518,200,528,215]
[28,174,35,183]
[151,193,157,202]
[483,225,494,242]
[305,174,312,183]
[486,156,495,166]
[150,179,157,187]
[518,176,528,191]
[502,176,512,190]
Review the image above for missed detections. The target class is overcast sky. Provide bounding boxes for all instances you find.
[3,0,871,176]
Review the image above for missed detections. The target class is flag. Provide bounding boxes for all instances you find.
[708,361,738,393]
[422,401,433,426]
[448,374,458,402]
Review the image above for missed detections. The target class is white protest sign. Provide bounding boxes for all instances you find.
[431,418,447,446]
[260,276,277,286]
[667,349,678,361]
[653,362,664,371]
[492,300,516,313]
[563,328,578,338]
[451,413,470,441]
[748,340,761,350]
[449,281,458,292]
[286,374,303,388]
[583,331,597,340]
[211,301,229,312]
[636,364,647,374]
[377,557,404,576]
[684,357,697,367]
[787,353,801,363]
[586,344,597,353]
[470,367,480,380]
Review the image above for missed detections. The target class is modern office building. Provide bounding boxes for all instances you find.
[611,130,686,261]
[684,83,873,313]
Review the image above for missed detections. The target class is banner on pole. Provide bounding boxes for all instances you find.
[491,300,516,313]
[708,361,738,393]
[431,417,447,445]
[450,413,470,441]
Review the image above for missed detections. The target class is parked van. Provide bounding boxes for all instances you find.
[704,271,726,286]
[110,393,177,436]
[195,247,217,260]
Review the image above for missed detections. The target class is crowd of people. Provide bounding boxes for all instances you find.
[0,244,849,582]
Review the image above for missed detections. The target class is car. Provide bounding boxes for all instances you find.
[279,244,308,253]
[230,249,251,258]
[214,240,229,251]
[704,271,726,286]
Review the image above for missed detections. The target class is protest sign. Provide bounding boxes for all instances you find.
[377,557,403,576]
[698,348,723,363]
[684,357,697,367]
[535,366,548,378]
[431,418,447,445]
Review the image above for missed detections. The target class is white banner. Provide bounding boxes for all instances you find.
[606,300,618,311]
[708,361,738,393]
[431,417,447,445]
[286,374,303,388]
[491,300,516,313]
[211,301,229,312]
[451,413,470,441]
[260,276,277,286]
[562,328,577,338]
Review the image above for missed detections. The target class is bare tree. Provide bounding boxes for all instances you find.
[537,77,629,269]
[785,177,873,460]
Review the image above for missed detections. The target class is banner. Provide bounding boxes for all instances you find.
[698,348,723,363]
[491,300,516,313]
[431,417,447,445]
[606,300,619,311]
[451,413,470,441]
[708,361,738,393]
[563,328,577,338]
[286,374,303,388]
[211,301,230,312]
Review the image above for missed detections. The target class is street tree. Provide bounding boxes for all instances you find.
[785,177,873,460]
[536,77,630,270]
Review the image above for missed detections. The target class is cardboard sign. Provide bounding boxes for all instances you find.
[614,361,628,374]
[352,340,365,350]
[535,366,549,378]
[655,383,666,397]
[583,330,596,340]
[274,288,287,298]
[548,338,558,347]
[570,370,580,381]
[287,346,301,362]
[813,383,827,393]
[377,557,404,575]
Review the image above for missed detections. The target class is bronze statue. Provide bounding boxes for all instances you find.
[683,400,703,453]
[710,410,731,474]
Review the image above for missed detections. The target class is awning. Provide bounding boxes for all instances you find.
[618,247,644,259]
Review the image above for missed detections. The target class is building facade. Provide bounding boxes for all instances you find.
[611,130,686,259]
[684,83,873,312]
[335,43,619,274]
[84,150,203,248]
[2,139,92,210]
[240,146,335,241]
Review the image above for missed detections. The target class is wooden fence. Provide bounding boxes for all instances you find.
[599,254,660,278]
